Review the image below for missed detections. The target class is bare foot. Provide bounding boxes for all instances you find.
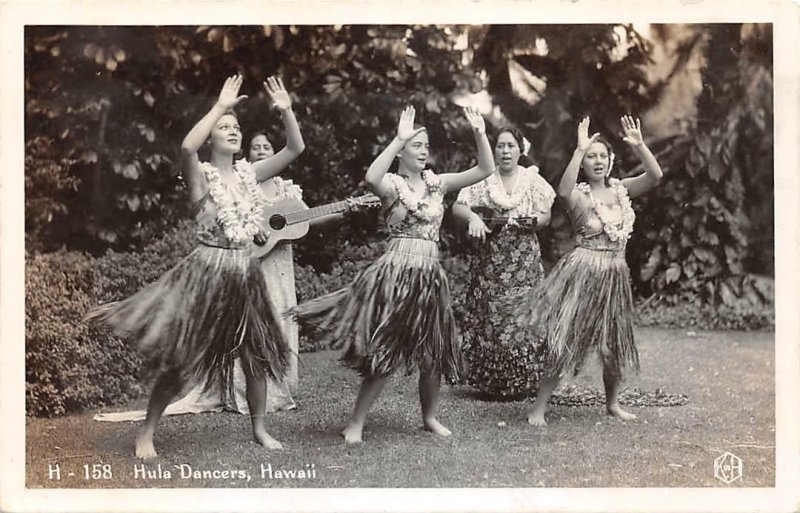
[254,430,284,450]
[423,417,452,437]
[607,404,637,421]
[341,423,364,444]
[135,433,158,460]
[527,411,547,427]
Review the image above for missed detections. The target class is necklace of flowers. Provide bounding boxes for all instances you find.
[394,170,443,222]
[576,178,635,242]
[487,166,528,211]
[201,160,265,244]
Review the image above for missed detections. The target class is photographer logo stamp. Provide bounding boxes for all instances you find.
[713,452,743,484]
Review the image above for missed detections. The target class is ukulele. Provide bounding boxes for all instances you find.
[250,194,381,258]
[472,206,538,232]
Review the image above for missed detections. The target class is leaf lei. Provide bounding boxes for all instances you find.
[393,170,444,222]
[577,178,635,242]
[201,159,266,245]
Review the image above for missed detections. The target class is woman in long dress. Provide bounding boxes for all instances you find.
[289,106,495,443]
[516,116,663,426]
[452,127,555,398]
[87,76,302,457]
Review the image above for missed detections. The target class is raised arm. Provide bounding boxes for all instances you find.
[439,107,494,194]
[619,115,663,198]
[365,106,425,201]
[558,117,599,210]
[181,75,248,202]
[252,77,306,183]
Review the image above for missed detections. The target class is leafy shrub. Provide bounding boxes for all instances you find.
[635,274,774,330]
[26,250,142,417]
[26,220,196,417]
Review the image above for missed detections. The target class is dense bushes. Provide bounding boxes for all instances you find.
[26,220,196,416]
[26,251,142,416]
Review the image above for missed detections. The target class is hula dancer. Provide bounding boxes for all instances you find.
[289,105,494,443]
[87,75,302,457]
[518,116,663,426]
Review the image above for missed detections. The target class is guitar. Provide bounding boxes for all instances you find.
[250,194,381,258]
[472,206,538,232]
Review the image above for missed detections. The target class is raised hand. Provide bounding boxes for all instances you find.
[397,106,426,141]
[463,106,486,134]
[264,76,292,111]
[577,116,600,151]
[216,75,248,110]
[621,115,644,147]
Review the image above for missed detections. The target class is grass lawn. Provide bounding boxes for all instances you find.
[26,327,774,488]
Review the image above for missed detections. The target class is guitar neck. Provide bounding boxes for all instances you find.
[284,200,351,225]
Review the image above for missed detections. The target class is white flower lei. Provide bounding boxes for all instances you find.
[393,170,443,222]
[577,178,635,242]
[487,167,528,211]
[201,160,265,244]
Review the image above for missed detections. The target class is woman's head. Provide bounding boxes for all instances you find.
[579,136,615,185]
[207,111,242,156]
[247,131,275,162]
[494,127,525,172]
[397,129,429,173]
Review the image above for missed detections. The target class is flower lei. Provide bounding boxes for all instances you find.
[393,170,443,222]
[577,178,635,242]
[487,167,529,211]
[201,160,265,244]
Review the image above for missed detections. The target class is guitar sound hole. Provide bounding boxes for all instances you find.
[269,214,286,230]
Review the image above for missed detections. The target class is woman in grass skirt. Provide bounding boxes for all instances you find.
[289,105,494,444]
[86,75,301,458]
[519,116,663,426]
[151,128,310,417]
[452,127,555,398]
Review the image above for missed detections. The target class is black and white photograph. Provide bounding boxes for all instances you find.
[2,1,799,512]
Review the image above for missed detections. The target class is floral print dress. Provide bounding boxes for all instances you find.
[455,166,556,397]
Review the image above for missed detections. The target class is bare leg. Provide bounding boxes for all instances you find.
[341,374,389,444]
[527,374,560,426]
[419,359,450,437]
[243,358,283,449]
[603,362,636,420]
[135,369,184,460]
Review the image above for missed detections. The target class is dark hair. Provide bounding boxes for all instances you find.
[577,135,615,186]
[494,126,535,167]
[245,130,272,156]
[494,126,525,151]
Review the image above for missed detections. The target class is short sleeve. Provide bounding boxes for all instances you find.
[455,183,477,205]
[528,169,556,212]
[273,176,304,201]
[385,173,404,195]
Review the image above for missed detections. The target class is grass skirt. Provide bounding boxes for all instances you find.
[512,246,638,378]
[289,238,463,380]
[86,244,289,395]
